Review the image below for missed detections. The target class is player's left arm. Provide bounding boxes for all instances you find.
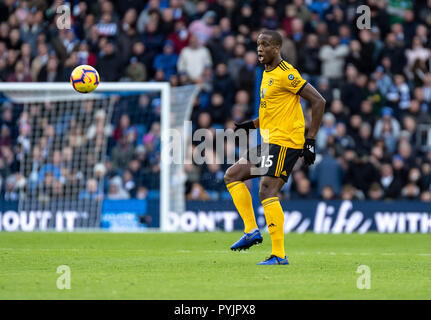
[299,83,326,139]
[283,68,326,142]
[299,83,326,165]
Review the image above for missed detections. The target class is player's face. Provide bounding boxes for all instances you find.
[257,34,279,65]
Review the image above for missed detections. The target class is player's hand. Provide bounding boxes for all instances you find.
[301,138,316,165]
[234,120,255,132]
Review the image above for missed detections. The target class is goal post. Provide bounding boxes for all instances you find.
[0,82,199,231]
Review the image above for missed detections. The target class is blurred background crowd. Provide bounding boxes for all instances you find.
[0,0,431,202]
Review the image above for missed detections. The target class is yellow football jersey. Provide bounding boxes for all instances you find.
[259,60,307,149]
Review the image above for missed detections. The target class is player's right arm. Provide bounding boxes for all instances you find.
[234,117,259,131]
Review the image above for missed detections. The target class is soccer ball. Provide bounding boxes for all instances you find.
[70,65,100,93]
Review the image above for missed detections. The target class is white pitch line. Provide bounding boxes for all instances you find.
[1,248,431,257]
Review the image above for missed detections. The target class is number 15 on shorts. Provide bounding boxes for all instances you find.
[261,155,273,167]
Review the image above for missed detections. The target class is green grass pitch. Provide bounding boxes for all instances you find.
[0,232,430,299]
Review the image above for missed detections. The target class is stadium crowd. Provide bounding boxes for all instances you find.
[0,0,431,202]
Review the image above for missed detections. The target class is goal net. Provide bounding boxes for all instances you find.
[0,82,198,231]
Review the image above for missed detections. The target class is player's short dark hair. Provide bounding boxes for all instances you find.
[260,30,283,47]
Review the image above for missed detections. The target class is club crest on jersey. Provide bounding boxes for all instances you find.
[261,88,267,99]
[268,78,274,86]
[288,74,295,80]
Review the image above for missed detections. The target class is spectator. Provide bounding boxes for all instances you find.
[20,10,44,52]
[113,114,132,142]
[422,73,431,103]
[79,178,104,200]
[177,33,212,82]
[316,112,336,151]
[373,107,401,153]
[366,79,385,114]
[117,9,140,66]
[321,185,336,200]
[386,73,411,112]
[341,184,364,201]
[186,182,210,200]
[111,135,135,171]
[3,174,19,201]
[232,90,252,120]
[397,139,416,169]
[341,73,368,114]
[20,43,32,75]
[62,51,79,81]
[0,125,11,147]
[126,56,147,81]
[153,40,178,80]
[380,162,403,199]
[200,160,225,192]
[368,182,384,200]
[338,24,352,45]
[188,11,216,45]
[52,29,80,64]
[206,25,225,66]
[227,43,246,84]
[37,56,63,82]
[359,99,375,127]
[282,4,297,37]
[136,0,163,34]
[292,0,312,24]
[208,92,227,125]
[279,28,298,67]
[345,40,367,74]
[234,2,257,31]
[96,12,118,38]
[345,151,380,195]
[380,32,406,75]
[237,51,257,101]
[8,28,21,50]
[406,36,430,85]
[373,65,393,97]
[319,34,349,87]
[7,59,32,82]
[420,191,431,202]
[107,176,130,200]
[310,147,343,197]
[159,7,175,37]
[141,19,164,57]
[421,162,431,191]
[316,22,331,48]
[355,122,373,156]
[96,41,121,81]
[334,122,355,156]
[38,150,62,182]
[212,63,235,105]
[290,177,314,199]
[261,5,278,30]
[299,33,320,85]
[131,41,154,76]
[168,18,190,55]
[358,29,376,75]
[290,18,306,50]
